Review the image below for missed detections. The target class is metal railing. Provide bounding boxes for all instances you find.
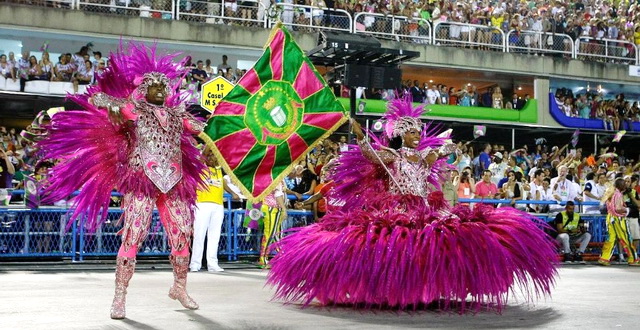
[5,1,640,66]
[575,36,638,65]
[3,0,76,9]
[176,0,268,28]
[506,30,574,57]
[0,207,313,261]
[76,0,175,19]
[268,3,353,33]
[433,21,505,51]
[0,197,616,261]
[353,12,430,44]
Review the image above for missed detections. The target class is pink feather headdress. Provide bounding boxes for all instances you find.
[89,41,189,107]
[383,95,425,139]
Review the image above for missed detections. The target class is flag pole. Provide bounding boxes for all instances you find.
[348,86,357,143]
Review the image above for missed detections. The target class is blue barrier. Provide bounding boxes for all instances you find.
[0,204,313,261]
[1,195,612,261]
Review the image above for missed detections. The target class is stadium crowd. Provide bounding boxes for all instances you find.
[10,0,640,49]
[555,87,639,131]
[4,113,640,262]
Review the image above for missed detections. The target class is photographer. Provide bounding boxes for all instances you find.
[455,167,475,206]
[554,201,591,264]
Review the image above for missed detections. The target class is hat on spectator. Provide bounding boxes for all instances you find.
[494,152,503,160]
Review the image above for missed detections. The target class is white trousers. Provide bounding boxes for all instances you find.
[190,202,225,271]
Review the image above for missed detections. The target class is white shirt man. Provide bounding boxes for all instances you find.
[528,169,545,211]
[550,165,575,211]
[426,85,440,105]
[583,173,607,214]
[488,153,508,186]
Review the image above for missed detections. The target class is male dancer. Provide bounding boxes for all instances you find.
[40,43,206,319]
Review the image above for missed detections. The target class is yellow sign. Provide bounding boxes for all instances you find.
[200,76,234,112]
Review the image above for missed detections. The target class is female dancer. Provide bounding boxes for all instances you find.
[267,97,557,311]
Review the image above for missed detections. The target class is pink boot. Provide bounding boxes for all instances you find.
[110,257,136,319]
[168,255,199,309]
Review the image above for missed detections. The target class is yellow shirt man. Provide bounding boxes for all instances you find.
[196,167,224,205]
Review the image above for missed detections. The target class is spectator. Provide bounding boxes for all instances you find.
[0,147,15,189]
[19,55,44,92]
[475,169,499,199]
[284,164,317,206]
[439,85,449,105]
[72,60,94,93]
[92,51,104,68]
[488,152,508,186]
[511,93,524,110]
[528,169,546,212]
[492,86,504,109]
[455,168,475,205]
[583,172,607,214]
[191,60,208,90]
[442,170,459,206]
[500,170,523,207]
[16,51,30,81]
[456,143,473,172]
[72,45,90,70]
[426,84,440,105]
[481,87,493,107]
[448,87,458,105]
[338,135,348,153]
[39,52,53,81]
[410,80,423,103]
[52,55,73,82]
[204,59,215,77]
[479,143,492,171]
[457,85,472,106]
[217,54,231,73]
[94,59,107,82]
[554,201,591,264]
[7,52,17,76]
[0,54,16,81]
[550,165,576,210]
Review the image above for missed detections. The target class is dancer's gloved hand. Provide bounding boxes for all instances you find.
[107,106,125,126]
[350,119,365,141]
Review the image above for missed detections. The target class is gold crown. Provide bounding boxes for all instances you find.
[263,97,277,110]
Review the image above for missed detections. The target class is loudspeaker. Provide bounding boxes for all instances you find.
[344,64,370,88]
[370,67,401,89]
[344,65,401,89]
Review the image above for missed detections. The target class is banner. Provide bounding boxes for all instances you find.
[201,23,348,199]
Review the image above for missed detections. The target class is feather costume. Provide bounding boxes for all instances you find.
[37,42,206,232]
[267,96,557,312]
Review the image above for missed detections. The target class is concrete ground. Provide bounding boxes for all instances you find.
[2,263,640,330]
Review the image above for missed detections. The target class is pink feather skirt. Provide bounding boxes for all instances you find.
[267,193,558,312]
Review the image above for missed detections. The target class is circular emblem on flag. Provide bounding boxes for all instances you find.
[245,81,304,146]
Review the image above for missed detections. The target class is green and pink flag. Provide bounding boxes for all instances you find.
[201,23,348,200]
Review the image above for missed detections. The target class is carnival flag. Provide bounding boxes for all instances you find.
[613,130,626,143]
[201,23,348,199]
[571,129,580,148]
